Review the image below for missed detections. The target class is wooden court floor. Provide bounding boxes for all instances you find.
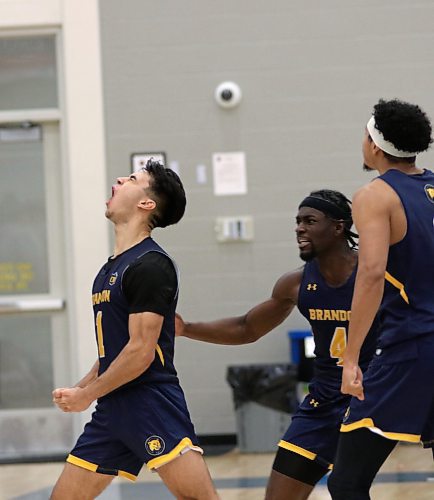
[1,442,433,499]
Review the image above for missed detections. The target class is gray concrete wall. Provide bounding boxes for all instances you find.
[99,0,434,434]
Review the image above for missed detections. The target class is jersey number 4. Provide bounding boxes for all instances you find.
[329,326,347,366]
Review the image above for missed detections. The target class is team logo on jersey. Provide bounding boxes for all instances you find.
[424,184,434,204]
[109,272,118,286]
[145,435,166,456]
[307,283,317,291]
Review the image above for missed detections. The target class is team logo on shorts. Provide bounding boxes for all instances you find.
[343,407,350,422]
[424,184,434,204]
[109,272,118,286]
[145,435,166,456]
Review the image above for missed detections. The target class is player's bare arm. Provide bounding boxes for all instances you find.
[178,269,302,345]
[342,180,392,398]
[53,312,163,412]
[75,359,99,388]
[52,360,99,409]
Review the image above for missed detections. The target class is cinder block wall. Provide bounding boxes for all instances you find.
[99,0,434,434]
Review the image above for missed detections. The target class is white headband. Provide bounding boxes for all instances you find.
[367,116,416,158]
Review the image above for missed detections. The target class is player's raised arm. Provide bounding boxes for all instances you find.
[178,269,302,345]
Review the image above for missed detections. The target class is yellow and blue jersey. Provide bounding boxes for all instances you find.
[92,236,179,388]
[67,237,202,478]
[378,168,434,347]
[341,169,434,445]
[298,259,378,385]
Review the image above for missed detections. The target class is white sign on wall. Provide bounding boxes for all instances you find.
[212,151,247,196]
[131,152,166,173]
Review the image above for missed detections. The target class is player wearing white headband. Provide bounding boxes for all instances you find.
[177,189,380,500]
[328,99,434,500]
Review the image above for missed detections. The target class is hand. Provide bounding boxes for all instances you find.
[175,312,185,337]
[341,362,364,400]
[52,387,93,413]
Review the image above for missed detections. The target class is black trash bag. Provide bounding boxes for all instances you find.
[226,363,298,414]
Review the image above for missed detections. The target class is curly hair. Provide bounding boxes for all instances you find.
[143,159,186,229]
[373,99,433,162]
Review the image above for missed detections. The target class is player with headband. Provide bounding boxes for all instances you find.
[177,189,379,500]
[328,99,434,499]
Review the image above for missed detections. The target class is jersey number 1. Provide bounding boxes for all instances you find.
[96,311,105,358]
[329,326,346,366]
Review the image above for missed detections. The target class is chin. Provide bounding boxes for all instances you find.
[299,251,315,262]
[363,163,374,172]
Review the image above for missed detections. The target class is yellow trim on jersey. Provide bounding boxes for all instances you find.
[278,440,317,461]
[118,470,137,481]
[67,454,98,472]
[156,344,165,366]
[341,418,420,443]
[67,454,137,481]
[384,271,409,304]
[147,437,203,470]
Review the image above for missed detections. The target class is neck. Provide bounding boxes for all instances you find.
[376,161,423,176]
[316,244,357,287]
[112,222,151,257]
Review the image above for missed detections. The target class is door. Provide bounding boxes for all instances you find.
[0,120,73,459]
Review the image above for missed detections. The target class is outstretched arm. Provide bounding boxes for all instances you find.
[342,181,391,399]
[179,269,302,345]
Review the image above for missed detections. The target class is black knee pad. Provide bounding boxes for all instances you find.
[272,447,328,486]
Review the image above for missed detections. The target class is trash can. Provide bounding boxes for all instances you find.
[226,363,297,453]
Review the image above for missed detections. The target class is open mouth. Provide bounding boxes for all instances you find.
[297,239,311,250]
[106,185,116,205]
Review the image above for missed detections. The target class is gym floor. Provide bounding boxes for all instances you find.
[1,442,433,499]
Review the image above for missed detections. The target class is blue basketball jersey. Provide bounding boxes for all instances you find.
[377,169,434,347]
[92,237,179,387]
[298,259,378,383]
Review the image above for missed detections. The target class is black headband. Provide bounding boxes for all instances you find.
[299,196,351,221]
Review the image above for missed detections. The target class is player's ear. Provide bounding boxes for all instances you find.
[138,198,156,211]
[335,220,345,236]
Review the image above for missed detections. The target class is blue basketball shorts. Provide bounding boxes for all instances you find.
[341,334,434,446]
[278,378,351,469]
[67,382,203,480]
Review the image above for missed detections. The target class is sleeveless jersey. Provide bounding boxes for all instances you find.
[298,259,378,383]
[91,237,179,388]
[377,168,434,347]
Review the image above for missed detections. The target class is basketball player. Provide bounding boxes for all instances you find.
[176,190,379,500]
[51,160,219,499]
[327,99,434,499]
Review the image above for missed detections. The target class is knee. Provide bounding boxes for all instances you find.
[327,470,351,500]
[327,469,369,500]
[327,470,342,500]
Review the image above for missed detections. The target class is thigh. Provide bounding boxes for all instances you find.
[343,338,434,441]
[68,398,142,480]
[117,383,203,471]
[279,388,350,468]
[266,446,329,500]
[157,449,219,500]
[328,428,396,499]
[50,462,114,500]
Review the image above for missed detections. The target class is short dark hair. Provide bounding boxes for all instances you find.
[144,159,186,229]
[308,189,358,248]
[372,99,433,163]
